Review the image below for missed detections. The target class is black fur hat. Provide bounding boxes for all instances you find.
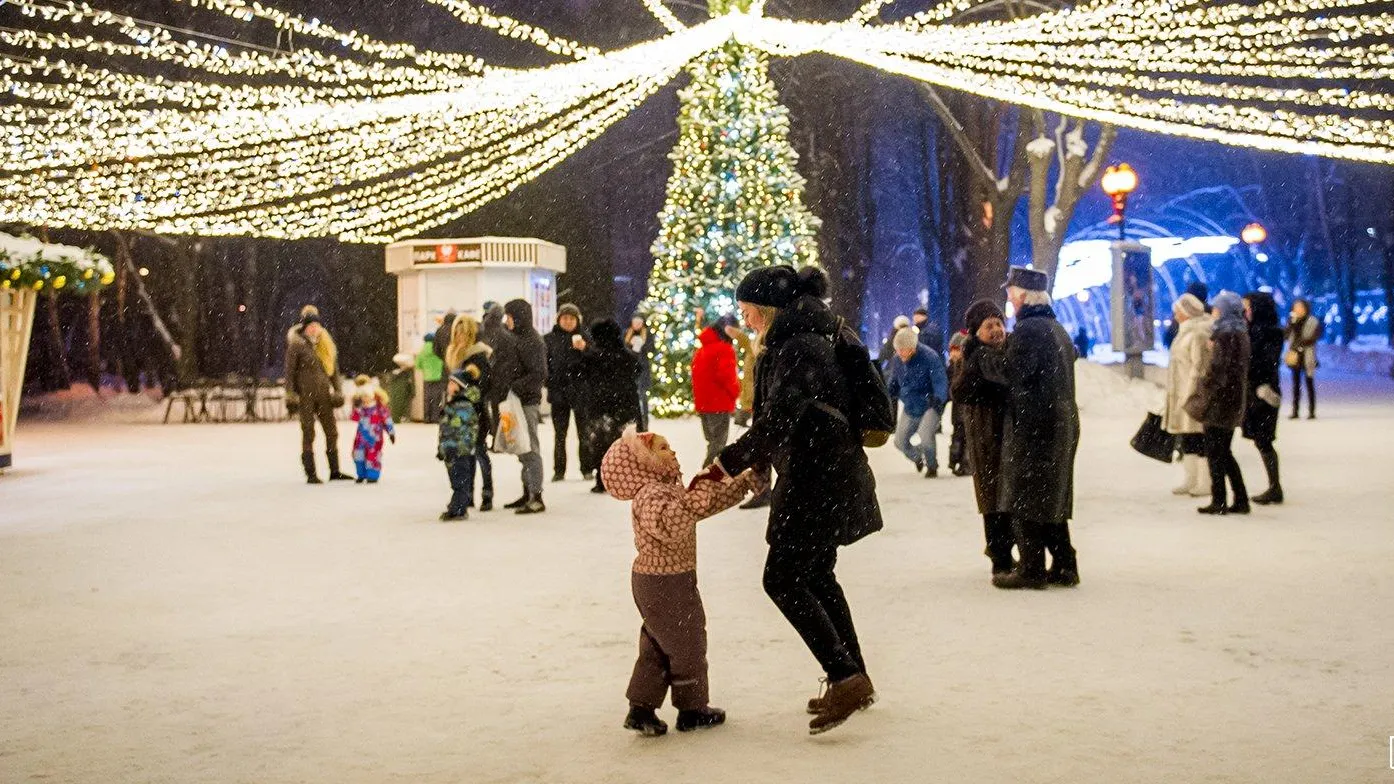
[735,266,827,309]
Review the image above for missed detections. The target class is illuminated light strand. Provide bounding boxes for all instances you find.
[3,2,1393,242]
[0,27,477,94]
[164,0,483,71]
[14,0,483,74]
[1,16,705,170]
[849,0,896,25]
[0,18,727,240]
[821,44,1394,163]
[421,0,600,59]
[641,0,686,33]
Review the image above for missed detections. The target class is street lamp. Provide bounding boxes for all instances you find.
[1101,163,1139,241]
[1241,222,1268,245]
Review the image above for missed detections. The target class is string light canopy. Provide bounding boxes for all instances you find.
[1,0,1390,242]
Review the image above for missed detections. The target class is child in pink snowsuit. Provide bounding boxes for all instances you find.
[350,386,395,483]
[601,428,753,738]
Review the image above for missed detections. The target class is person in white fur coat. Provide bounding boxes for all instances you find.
[1162,293,1213,496]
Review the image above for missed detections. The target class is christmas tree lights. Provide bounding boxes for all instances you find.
[643,38,819,416]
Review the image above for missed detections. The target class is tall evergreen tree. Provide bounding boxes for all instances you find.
[644,37,820,416]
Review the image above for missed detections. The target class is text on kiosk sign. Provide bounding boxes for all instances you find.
[413,243,483,265]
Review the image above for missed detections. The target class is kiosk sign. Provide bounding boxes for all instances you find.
[412,243,483,265]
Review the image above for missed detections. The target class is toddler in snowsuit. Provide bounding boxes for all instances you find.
[601,428,754,737]
[438,366,484,521]
[350,377,395,483]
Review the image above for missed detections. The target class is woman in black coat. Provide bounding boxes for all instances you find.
[1186,292,1251,515]
[578,318,642,494]
[1242,292,1285,504]
[949,300,1014,577]
[713,266,882,735]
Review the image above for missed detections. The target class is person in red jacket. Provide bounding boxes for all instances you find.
[692,315,742,466]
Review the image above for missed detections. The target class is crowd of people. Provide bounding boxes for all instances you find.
[281,262,1335,740]
[1158,282,1323,514]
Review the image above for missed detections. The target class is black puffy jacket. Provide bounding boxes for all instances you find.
[719,295,883,547]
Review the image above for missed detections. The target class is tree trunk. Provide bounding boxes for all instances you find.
[111,232,141,392]
[85,291,101,392]
[172,241,202,385]
[43,290,70,390]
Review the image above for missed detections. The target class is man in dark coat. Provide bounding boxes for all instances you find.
[995,267,1081,590]
[480,301,520,416]
[433,311,457,362]
[950,300,1014,577]
[577,318,642,494]
[1242,291,1285,505]
[504,299,548,514]
[285,312,351,484]
[544,303,592,481]
[714,265,882,736]
[472,301,519,511]
[912,307,945,354]
[1188,292,1251,515]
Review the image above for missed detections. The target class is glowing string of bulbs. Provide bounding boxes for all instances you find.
[0,0,1391,243]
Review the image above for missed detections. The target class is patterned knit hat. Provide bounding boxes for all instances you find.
[601,428,680,501]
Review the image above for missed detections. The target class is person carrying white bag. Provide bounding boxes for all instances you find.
[493,391,533,456]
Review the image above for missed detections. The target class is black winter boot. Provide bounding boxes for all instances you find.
[503,495,528,510]
[516,494,546,515]
[326,451,353,481]
[994,520,1047,590]
[984,513,1016,576]
[1044,524,1080,587]
[1253,448,1283,505]
[676,707,726,732]
[302,453,322,484]
[623,706,668,737]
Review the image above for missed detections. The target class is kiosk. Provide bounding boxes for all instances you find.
[385,237,566,421]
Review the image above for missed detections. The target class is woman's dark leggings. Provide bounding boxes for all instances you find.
[1290,367,1316,416]
[763,541,865,682]
[1204,426,1248,507]
[1253,438,1280,491]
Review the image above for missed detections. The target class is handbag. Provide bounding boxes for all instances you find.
[1130,411,1176,464]
[491,391,532,456]
[1284,349,1300,369]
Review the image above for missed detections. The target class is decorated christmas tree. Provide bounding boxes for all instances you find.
[643,35,820,416]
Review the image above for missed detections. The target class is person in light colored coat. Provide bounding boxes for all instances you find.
[1162,293,1212,497]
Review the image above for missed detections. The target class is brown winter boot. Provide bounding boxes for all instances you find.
[806,678,829,714]
[808,673,876,735]
[301,453,322,484]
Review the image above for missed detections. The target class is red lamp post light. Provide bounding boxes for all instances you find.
[1101,163,1139,241]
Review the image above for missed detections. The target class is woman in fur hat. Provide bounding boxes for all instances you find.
[1163,293,1213,498]
[708,265,883,736]
[950,301,1014,578]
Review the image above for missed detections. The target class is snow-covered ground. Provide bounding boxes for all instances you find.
[3,365,1393,783]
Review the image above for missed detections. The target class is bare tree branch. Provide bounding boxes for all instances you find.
[916,84,997,190]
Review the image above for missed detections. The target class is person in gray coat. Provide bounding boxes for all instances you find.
[994,267,1081,590]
